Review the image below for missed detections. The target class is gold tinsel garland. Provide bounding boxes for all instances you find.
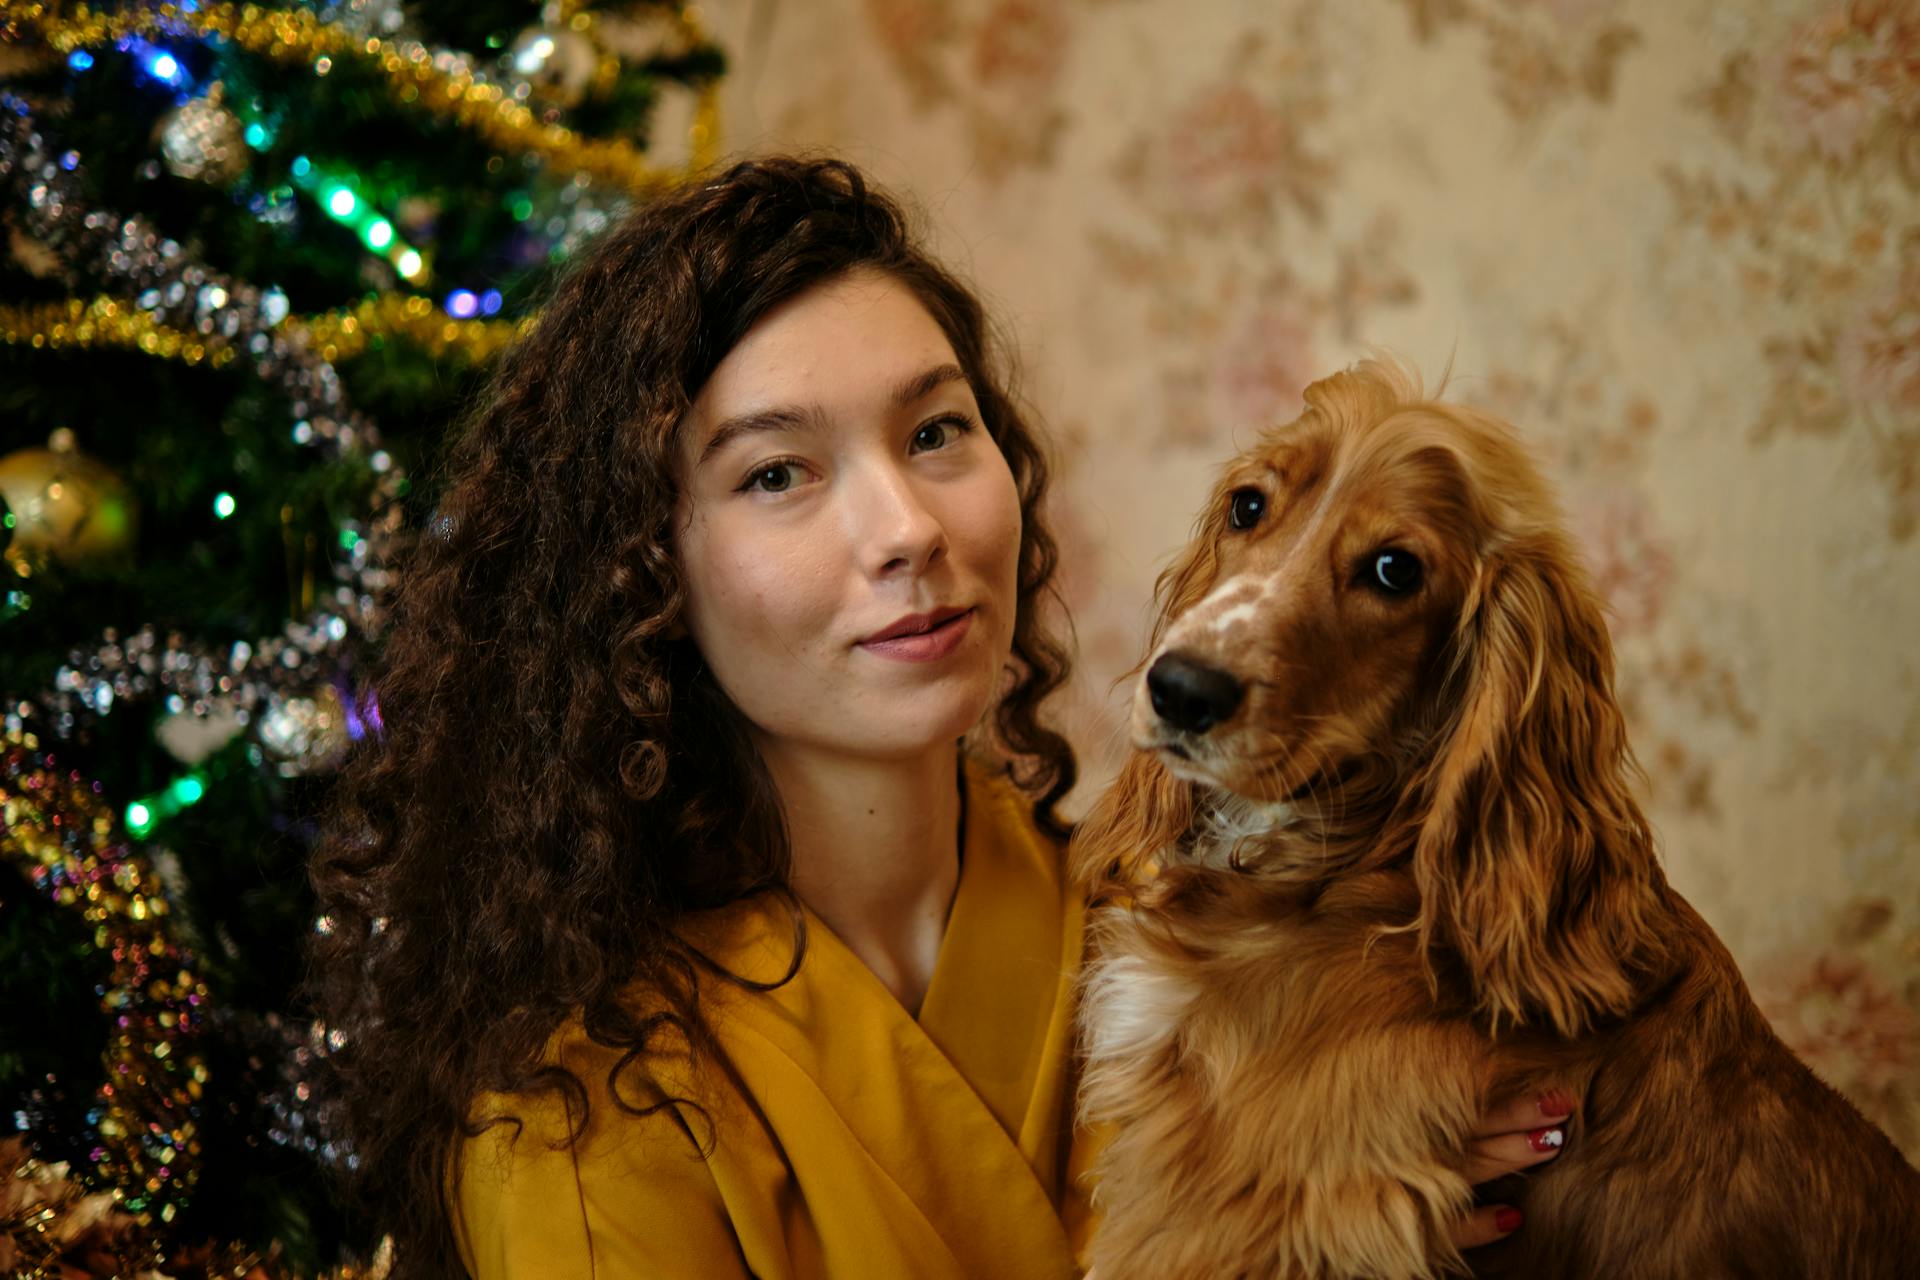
[0,731,210,1230]
[0,0,721,192]
[0,294,529,366]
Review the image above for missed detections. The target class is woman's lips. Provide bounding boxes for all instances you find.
[857,608,976,662]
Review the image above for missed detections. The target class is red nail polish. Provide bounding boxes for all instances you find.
[1537,1090,1574,1118]
[1528,1125,1566,1153]
[1495,1207,1524,1233]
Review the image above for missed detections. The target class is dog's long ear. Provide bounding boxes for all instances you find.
[1411,531,1665,1037]
[1070,750,1196,896]
[1069,511,1230,897]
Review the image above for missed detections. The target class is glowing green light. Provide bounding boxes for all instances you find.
[243,122,271,149]
[364,218,394,249]
[124,768,210,837]
[396,249,424,279]
[213,492,236,519]
[290,155,311,178]
[326,187,358,218]
[510,195,534,222]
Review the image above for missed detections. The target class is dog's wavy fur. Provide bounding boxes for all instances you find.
[1070,358,1920,1279]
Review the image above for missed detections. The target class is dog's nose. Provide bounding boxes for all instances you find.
[1146,652,1244,734]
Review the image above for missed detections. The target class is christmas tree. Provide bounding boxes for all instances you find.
[0,3,721,1274]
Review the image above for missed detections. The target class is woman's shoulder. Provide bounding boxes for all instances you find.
[449,1007,741,1276]
[461,989,724,1145]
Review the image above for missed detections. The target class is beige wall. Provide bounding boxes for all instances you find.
[702,0,1920,1151]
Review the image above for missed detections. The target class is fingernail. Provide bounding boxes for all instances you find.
[1495,1206,1524,1233]
[1528,1125,1566,1153]
[1537,1090,1574,1118]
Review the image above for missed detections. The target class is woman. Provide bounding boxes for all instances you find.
[307,157,1570,1278]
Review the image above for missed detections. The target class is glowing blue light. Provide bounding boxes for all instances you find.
[67,51,94,71]
[445,289,479,319]
[150,53,179,81]
[243,122,270,149]
[290,155,312,178]
[480,289,504,316]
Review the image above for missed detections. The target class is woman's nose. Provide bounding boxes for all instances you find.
[853,462,947,578]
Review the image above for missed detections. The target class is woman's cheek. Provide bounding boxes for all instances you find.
[979,461,1023,603]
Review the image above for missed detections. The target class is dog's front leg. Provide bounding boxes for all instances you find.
[1085,1018,1487,1280]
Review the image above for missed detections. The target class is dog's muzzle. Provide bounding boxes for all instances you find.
[1146,652,1244,734]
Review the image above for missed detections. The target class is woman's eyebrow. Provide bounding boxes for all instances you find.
[697,363,969,466]
[891,362,968,407]
[698,403,827,465]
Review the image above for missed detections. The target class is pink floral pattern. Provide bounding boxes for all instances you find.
[1134,82,1328,228]
[1398,0,1643,122]
[1770,0,1920,163]
[856,0,1077,177]
[1756,943,1920,1147]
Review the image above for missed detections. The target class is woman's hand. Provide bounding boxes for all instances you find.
[1450,1089,1574,1250]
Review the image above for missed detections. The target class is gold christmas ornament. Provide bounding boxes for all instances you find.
[0,429,138,573]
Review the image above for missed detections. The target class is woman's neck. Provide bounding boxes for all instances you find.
[758,739,963,1016]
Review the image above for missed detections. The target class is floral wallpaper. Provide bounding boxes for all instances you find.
[707,0,1920,1153]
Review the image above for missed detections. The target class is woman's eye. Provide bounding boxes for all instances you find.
[1227,488,1267,531]
[910,416,971,453]
[1364,549,1423,595]
[743,462,804,494]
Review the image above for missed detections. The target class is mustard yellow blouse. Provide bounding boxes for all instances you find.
[449,761,1102,1278]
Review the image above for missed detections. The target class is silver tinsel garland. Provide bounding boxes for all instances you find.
[0,93,406,754]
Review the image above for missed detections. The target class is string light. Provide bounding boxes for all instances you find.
[285,157,429,284]
[124,768,210,838]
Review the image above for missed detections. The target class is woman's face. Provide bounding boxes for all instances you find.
[674,268,1023,765]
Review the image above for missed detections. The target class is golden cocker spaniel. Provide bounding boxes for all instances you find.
[1070,358,1920,1279]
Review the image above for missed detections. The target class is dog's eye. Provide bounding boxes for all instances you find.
[1227,488,1267,531]
[1364,550,1423,595]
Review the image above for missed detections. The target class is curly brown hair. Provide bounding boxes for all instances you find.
[305,155,1079,1277]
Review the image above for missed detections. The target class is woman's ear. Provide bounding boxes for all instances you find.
[1410,535,1666,1037]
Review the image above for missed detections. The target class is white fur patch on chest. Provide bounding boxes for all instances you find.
[1080,947,1200,1066]
[1079,800,1291,1075]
